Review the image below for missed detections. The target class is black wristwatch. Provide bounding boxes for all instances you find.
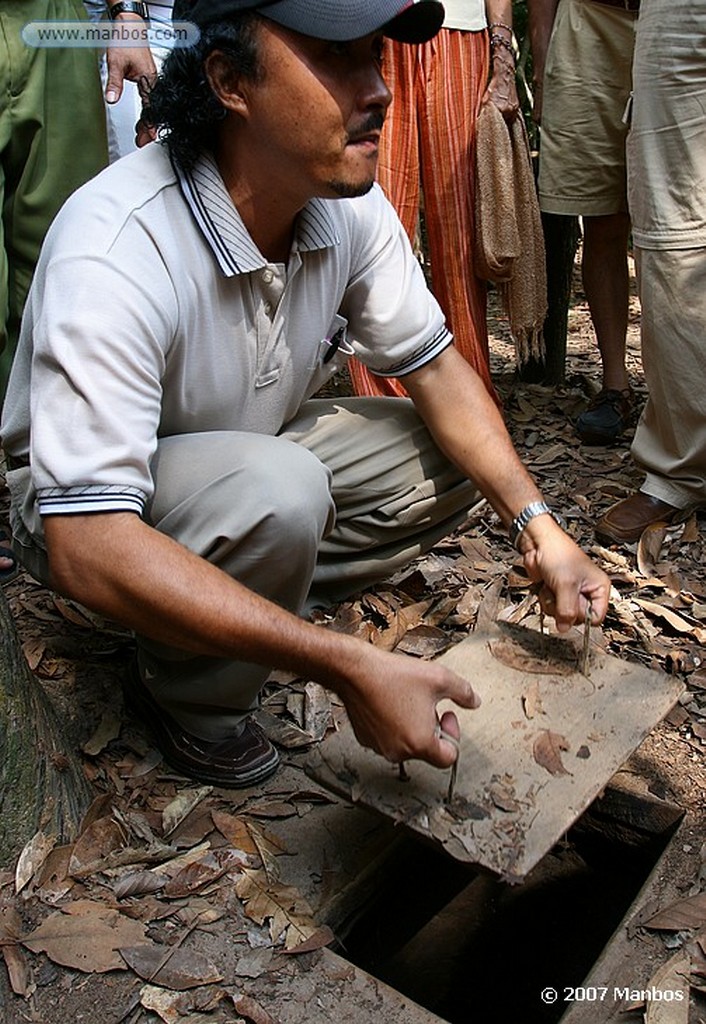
[109,1,149,19]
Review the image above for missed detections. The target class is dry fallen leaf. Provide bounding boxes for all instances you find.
[21,900,149,972]
[163,850,242,898]
[281,924,335,955]
[637,525,667,579]
[113,871,168,900]
[521,680,543,720]
[645,892,706,932]
[139,983,221,1024]
[235,868,319,948]
[1,945,34,998]
[634,598,706,642]
[120,943,223,990]
[211,810,260,856]
[162,787,213,838]
[15,831,57,894]
[533,731,571,777]
[395,624,451,658]
[68,816,127,877]
[82,710,122,757]
[21,637,46,672]
[644,951,690,1024]
[490,639,573,676]
[232,993,277,1024]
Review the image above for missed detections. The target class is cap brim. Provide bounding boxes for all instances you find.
[383,2,445,43]
[190,0,445,44]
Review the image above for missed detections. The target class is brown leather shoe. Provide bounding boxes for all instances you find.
[595,491,685,545]
[124,661,280,787]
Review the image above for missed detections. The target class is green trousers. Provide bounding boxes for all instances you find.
[0,0,108,399]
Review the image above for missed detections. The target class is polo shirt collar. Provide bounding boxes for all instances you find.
[175,152,340,277]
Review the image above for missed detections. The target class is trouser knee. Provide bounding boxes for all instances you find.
[148,431,335,610]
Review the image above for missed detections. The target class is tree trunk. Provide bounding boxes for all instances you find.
[518,213,580,385]
[0,588,92,868]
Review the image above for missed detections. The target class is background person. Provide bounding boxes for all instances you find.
[349,0,519,403]
[529,0,638,446]
[595,0,706,543]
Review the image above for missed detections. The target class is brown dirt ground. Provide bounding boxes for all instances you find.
[0,253,705,1023]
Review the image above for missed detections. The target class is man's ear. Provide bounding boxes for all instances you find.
[204,50,250,117]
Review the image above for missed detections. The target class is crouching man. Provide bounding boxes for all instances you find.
[0,0,610,787]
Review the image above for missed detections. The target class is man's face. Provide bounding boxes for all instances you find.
[239,20,393,202]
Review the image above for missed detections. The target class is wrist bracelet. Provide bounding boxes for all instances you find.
[109,1,149,19]
[509,501,566,551]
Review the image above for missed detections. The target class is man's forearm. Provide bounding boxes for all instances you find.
[42,510,481,768]
[44,511,365,689]
[404,347,544,530]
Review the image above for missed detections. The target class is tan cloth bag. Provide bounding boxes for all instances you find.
[475,102,547,365]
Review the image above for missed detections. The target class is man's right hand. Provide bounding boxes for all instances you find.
[336,644,481,769]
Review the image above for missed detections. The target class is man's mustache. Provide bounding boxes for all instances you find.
[346,112,385,143]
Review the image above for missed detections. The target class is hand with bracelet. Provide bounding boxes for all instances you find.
[482,2,520,121]
[510,500,610,633]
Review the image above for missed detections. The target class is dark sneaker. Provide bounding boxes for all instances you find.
[576,387,635,445]
[123,661,280,787]
[0,528,18,585]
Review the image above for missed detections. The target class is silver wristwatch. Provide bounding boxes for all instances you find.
[509,501,566,550]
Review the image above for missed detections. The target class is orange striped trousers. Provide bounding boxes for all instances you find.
[348,29,498,404]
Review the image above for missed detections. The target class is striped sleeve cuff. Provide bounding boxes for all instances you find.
[371,326,454,378]
[37,485,147,517]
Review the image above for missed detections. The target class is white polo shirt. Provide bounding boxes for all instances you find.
[1,143,451,519]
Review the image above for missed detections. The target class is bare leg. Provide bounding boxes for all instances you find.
[581,212,631,391]
[576,212,634,444]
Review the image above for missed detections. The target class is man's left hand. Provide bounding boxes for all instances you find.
[483,60,520,122]
[519,517,611,631]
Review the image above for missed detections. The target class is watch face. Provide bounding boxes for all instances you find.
[112,1,148,15]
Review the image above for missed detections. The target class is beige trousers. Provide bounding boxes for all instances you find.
[13,399,477,738]
[627,0,706,509]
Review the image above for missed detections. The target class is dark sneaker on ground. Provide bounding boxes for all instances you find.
[123,661,280,787]
[576,387,635,445]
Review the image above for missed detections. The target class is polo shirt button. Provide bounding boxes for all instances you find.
[264,301,273,316]
[262,268,274,284]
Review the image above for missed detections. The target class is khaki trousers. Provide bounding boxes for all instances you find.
[12,399,477,739]
[627,0,706,509]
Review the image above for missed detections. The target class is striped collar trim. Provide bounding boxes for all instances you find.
[174,152,341,276]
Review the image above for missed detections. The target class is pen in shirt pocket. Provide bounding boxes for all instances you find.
[322,325,354,364]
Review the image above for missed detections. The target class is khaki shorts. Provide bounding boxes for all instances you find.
[538,0,637,217]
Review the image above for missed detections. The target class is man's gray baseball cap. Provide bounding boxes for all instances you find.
[188,0,445,43]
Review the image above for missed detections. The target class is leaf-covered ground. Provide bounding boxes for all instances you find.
[1,259,705,1023]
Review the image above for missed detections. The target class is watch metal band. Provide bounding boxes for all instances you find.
[109,1,149,19]
[509,501,566,550]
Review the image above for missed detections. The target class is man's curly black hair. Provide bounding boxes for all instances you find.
[143,14,262,170]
